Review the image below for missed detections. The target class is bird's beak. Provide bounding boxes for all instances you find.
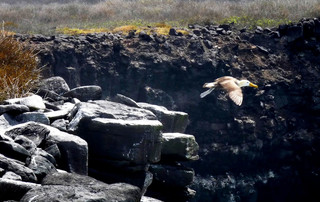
[249,83,258,88]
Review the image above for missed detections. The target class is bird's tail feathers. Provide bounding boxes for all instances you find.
[203,82,216,88]
[200,88,214,98]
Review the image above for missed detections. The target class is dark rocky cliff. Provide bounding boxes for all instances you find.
[19,17,320,201]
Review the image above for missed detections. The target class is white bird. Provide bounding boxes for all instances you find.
[200,76,258,106]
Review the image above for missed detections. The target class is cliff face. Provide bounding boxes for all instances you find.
[21,18,320,201]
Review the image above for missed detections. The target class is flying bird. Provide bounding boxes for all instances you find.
[200,76,258,106]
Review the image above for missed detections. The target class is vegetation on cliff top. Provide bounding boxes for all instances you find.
[0,32,41,101]
[1,0,319,35]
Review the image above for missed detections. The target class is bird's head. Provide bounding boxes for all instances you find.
[238,80,258,88]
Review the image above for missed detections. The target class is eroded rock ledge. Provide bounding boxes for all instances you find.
[9,17,320,201]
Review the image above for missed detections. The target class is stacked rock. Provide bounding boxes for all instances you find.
[136,102,199,201]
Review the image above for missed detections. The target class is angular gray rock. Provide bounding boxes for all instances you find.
[21,172,141,202]
[26,154,57,181]
[44,123,88,175]
[50,119,68,131]
[2,171,22,181]
[113,94,141,108]
[77,117,162,164]
[0,178,40,201]
[138,102,189,133]
[68,100,157,132]
[5,122,50,146]
[0,141,30,162]
[161,133,199,161]
[149,164,195,188]
[14,135,37,154]
[0,113,18,130]
[39,76,70,95]
[5,95,46,110]
[67,100,162,164]
[63,85,102,101]
[44,144,61,160]
[0,154,37,182]
[4,122,88,175]
[44,109,70,121]
[0,104,29,115]
[15,112,50,125]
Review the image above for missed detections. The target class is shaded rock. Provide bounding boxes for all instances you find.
[39,76,70,95]
[0,104,29,115]
[139,31,153,41]
[44,144,61,161]
[21,172,141,202]
[5,122,50,146]
[14,135,37,154]
[44,123,88,175]
[287,25,303,42]
[50,119,68,131]
[0,178,40,201]
[113,94,140,108]
[2,171,22,181]
[169,28,178,36]
[64,85,102,102]
[161,133,199,161]
[0,154,37,182]
[37,88,69,102]
[0,113,18,130]
[15,112,50,125]
[138,102,189,133]
[89,165,153,196]
[77,117,162,164]
[5,95,46,110]
[33,148,56,166]
[26,154,57,181]
[149,164,194,187]
[142,86,176,110]
[0,141,30,162]
[315,18,320,37]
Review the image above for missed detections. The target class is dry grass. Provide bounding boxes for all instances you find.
[0,32,41,101]
[0,0,319,35]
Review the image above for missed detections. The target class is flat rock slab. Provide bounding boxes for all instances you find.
[68,100,157,132]
[5,95,46,110]
[161,133,199,161]
[21,172,141,202]
[138,102,189,133]
[15,112,50,125]
[0,104,30,115]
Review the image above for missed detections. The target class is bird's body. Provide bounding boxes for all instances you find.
[200,76,258,106]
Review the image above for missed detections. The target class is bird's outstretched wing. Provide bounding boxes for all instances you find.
[200,88,214,98]
[228,89,243,106]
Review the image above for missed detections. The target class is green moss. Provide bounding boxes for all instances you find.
[220,15,292,29]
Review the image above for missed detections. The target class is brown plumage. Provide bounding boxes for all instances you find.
[200,76,258,106]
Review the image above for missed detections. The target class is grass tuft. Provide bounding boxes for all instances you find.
[0,33,41,101]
